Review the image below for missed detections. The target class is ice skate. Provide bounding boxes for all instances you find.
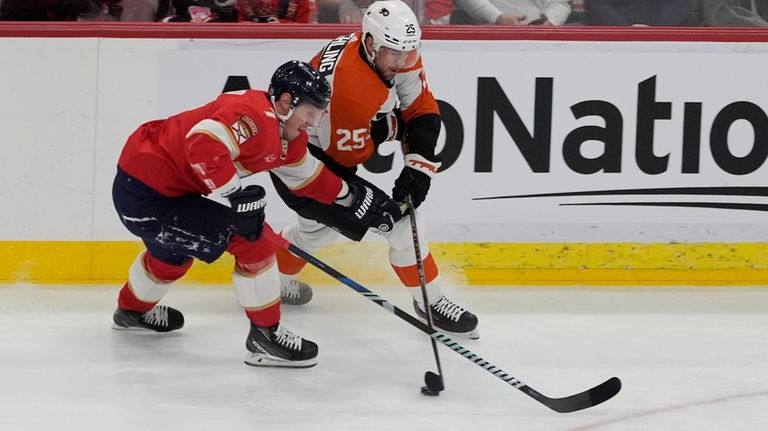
[111,304,184,333]
[280,279,313,306]
[414,296,480,340]
[244,323,318,368]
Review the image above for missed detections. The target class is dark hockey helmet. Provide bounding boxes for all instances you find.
[269,61,331,111]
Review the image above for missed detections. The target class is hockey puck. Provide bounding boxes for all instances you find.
[420,385,440,396]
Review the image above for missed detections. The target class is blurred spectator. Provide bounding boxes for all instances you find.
[698,0,768,26]
[0,0,52,20]
[330,0,451,24]
[453,0,570,24]
[326,0,552,24]
[335,0,366,23]
[165,0,238,21]
[118,0,161,20]
[76,1,125,20]
[0,0,120,20]
[236,0,318,23]
[585,0,689,26]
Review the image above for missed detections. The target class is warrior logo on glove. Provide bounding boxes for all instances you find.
[235,199,266,213]
[228,185,267,242]
[340,182,401,233]
[353,187,374,221]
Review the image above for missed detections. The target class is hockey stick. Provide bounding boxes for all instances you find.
[404,195,445,395]
[263,228,622,413]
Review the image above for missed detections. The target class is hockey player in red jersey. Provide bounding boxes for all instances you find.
[111,60,401,367]
[271,0,479,339]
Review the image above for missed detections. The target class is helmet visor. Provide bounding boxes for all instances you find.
[377,46,420,70]
[293,102,328,129]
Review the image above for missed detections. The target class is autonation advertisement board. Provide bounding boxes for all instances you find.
[1,36,767,242]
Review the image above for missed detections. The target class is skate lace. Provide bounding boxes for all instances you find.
[143,305,169,327]
[274,325,302,351]
[433,297,465,322]
[283,280,302,300]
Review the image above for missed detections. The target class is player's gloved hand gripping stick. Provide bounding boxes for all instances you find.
[337,181,401,232]
[228,185,267,241]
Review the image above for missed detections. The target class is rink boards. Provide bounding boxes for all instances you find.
[0,25,767,285]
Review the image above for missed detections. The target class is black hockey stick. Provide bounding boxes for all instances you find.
[263,228,622,413]
[404,195,445,396]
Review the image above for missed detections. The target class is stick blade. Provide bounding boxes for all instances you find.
[523,377,622,413]
[424,371,444,392]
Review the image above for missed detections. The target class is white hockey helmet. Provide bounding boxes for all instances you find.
[362,0,421,66]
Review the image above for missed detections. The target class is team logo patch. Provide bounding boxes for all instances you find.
[231,115,258,145]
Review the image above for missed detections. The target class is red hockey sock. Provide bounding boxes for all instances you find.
[245,301,281,328]
[143,253,192,282]
[117,283,157,313]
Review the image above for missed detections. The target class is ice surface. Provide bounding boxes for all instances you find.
[0,283,766,431]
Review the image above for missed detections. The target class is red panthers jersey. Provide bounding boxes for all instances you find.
[118,89,341,203]
[309,32,440,168]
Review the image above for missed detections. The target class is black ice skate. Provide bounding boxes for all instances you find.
[244,323,318,368]
[414,296,480,340]
[280,280,313,306]
[111,304,184,333]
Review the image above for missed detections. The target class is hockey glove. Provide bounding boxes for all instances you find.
[339,182,401,233]
[228,185,266,242]
[392,154,441,208]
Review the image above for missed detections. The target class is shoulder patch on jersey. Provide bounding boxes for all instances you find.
[231,115,258,145]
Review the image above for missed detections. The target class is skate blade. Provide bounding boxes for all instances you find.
[437,328,480,340]
[110,323,154,332]
[243,352,318,369]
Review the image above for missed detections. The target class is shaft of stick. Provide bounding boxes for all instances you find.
[405,195,445,383]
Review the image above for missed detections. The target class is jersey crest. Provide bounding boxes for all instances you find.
[231,115,259,145]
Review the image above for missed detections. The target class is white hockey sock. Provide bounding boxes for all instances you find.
[409,276,445,307]
[127,252,172,303]
[233,260,281,309]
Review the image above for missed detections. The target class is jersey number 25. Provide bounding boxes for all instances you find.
[336,128,367,151]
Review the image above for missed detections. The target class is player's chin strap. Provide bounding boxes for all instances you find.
[271,95,296,124]
[362,33,377,64]
[271,95,295,156]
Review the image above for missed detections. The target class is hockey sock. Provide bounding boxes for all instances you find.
[118,252,191,312]
[117,284,157,313]
[245,301,281,328]
[391,253,444,306]
[231,242,282,328]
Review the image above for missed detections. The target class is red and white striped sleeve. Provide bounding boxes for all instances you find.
[184,118,242,197]
[271,150,344,204]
